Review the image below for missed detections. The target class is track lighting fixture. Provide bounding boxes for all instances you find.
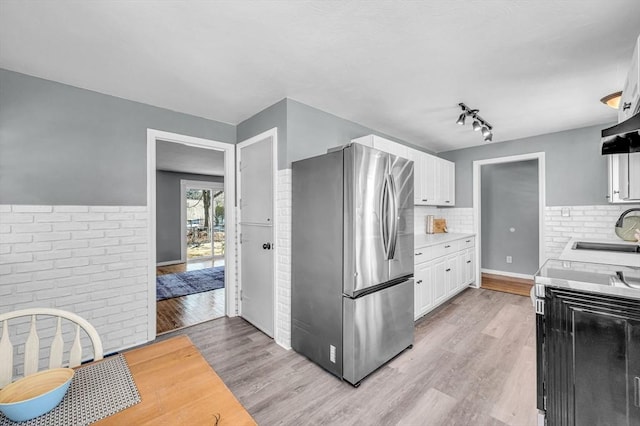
[456,102,493,142]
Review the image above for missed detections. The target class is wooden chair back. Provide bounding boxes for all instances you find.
[0,308,103,388]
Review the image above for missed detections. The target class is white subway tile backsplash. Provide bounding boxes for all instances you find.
[0,205,148,355]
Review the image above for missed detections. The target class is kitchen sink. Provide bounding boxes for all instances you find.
[572,241,640,253]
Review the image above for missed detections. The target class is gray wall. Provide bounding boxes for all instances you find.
[0,69,236,205]
[237,98,433,170]
[481,160,539,275]
[237,99,288,169]
[286,99,434,167]
[439,123,613,207]
[156,171,224,263]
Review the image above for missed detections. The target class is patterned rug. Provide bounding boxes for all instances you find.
[156,266,225,301]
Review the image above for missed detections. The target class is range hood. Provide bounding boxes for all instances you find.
[601,112,640,155]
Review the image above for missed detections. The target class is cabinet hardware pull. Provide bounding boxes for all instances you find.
[623,102,632,111]
[415,252,423,256]
[417,280,423,284]
[445,201,450,203]
[444,245,451,248]
[422,199,428,201]
[466,261,471,264]
[446,268,451,272]
[465,240,470,242]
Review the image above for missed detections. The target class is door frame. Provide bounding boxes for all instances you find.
[236,128,278,341]
[146,129,237,342]
[472,152,546,286]
[180,179,225,263]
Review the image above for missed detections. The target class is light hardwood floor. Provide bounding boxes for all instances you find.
[481,273,534,297]
[161,287,537,425]
[156,258,226,334]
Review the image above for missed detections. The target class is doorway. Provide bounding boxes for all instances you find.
[472,152,546,294]
[237,128,277,338]
[147,130,236,341]
[181,180,225,262]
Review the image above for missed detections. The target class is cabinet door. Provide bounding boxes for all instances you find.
[463,248,475,285]
[407,148,424,205]
[422,154,437,204]
[629,152,640,200]
[544,288,640,426]
[618,36,639,123]
[415,261,433,319]
[432,257,447,305]
[445,254,458,295]
[440,160,455,206]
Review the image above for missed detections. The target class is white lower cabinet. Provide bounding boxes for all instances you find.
[414,237,475,320]
[414,261,433,317]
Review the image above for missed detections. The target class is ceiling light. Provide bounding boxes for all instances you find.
[456,102,494,143]
[600,91,622,109]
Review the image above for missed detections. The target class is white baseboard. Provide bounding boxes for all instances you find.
[156,259,183,267]
[481,268,533,280]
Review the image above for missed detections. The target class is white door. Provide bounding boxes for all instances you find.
[239,133,274,337]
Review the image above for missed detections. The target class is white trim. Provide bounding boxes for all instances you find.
[146,129,237,343]
[472,152,546,289]
[156,260,183,267]
[180,179,225,263]
[236,128,279,343]
[480,268,534,281]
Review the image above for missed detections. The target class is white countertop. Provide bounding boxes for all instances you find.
[559,238,640,267]
[414,232,475,249]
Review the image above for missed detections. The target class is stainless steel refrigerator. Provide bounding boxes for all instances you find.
[291,143,414,386]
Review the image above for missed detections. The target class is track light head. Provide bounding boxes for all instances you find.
[484,132,493,142]
[456,113,466,125]
[481,126,491,137]
[472,120,482,131]
[457,102,493,142]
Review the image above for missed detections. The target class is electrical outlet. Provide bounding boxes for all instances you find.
[330,345,336,363]
[506,256,513,264]
[561,207,570,217]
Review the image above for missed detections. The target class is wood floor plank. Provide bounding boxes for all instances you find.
[481,273,533,297]
[156,260,226,334]
[158,287,537,426]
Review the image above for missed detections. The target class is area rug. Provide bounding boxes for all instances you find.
[156,267,225,301]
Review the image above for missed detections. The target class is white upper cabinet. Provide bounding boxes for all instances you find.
[619,34,640,123]
[352,135,408,159]
[352,135,455,206]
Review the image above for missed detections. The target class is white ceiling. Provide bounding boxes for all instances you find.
[1,1,639,152]
[156,140,224,176]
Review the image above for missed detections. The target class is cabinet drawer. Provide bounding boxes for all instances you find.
[414,248,430,264]
[430,241,459,259]
[460,237,475,249]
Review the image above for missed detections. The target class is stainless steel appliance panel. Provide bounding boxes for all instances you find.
[343,144,391,297]
[291,151,344,377]
[342,279,414,385]
[389,154,414,281]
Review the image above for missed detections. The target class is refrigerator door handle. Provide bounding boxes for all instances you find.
[387,173,398,259]
[380,174,391,259]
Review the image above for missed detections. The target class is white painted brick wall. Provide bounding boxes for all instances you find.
[0,205,149,354]
[544,204,640,259]
[437,207,475,234]
[276,169,292,349]
[413,206,439,234]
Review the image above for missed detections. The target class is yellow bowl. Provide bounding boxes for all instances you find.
[0,368,74,422]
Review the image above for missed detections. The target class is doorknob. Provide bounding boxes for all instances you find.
[262,243,271,250]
